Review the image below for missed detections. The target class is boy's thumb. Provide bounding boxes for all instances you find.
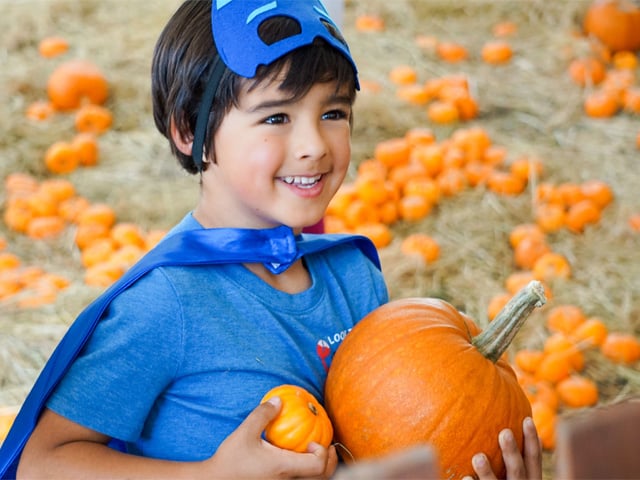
[251,396,282,429]
[263,395,282,412]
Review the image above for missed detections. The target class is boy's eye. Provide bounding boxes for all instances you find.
[322,109,349,121]
[264,113,288,124]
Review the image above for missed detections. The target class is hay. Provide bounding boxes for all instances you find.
[1,0,639,475]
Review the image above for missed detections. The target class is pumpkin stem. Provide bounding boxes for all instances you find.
[472,280,547,362]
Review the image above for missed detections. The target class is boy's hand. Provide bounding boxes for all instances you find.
[464,417,542,480]
[207,396,338,479]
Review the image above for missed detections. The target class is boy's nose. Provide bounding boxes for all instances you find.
[292,121,327,160]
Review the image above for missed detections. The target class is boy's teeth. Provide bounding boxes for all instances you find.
[283,175,321,185]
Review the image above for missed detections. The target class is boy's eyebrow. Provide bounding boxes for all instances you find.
[247,93,352,112]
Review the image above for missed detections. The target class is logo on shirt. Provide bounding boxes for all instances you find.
[316,328,351,371]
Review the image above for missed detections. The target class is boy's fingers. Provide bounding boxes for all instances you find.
[499,429,526,478]
[272,443,335,479]
[471,453,497,480]
[242,396,282,435]
[306,441,324,456]
[522,417,543,478]
[307,441,338,470]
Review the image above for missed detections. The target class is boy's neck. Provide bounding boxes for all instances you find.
[192,207,303,235]
[244,259,310,294]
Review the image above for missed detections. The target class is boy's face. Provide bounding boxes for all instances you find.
[196,75,353,232]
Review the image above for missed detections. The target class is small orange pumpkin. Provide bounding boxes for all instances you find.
[38,36,69,58]
[74,223,111,250]
[84,261,125,287]
[25,100,55,121]
[26,216,66,240]
[514,349,545,375]
[374,137,411,168]
[531,401,557,450]
[481,40,513,64]
[583,0,640,52]
[486,170,526,195]
[568,57,606,87]
[354,14,385,32]
[398,194,433,222]
[354,222,392,249]
[427,100,459,124]
[47,59,109,111]
[400,233,440,263]
[492,21,518,37]
[0,407,19,444]
[583,89,620,118]
[261,384,333,453]
[436,41,469,62]
[72,133,100,167]
[74,104,113,134]
[388,65,418,86]
[325,281,546,479]
[522,379,560,412]
[600,332,640,364]
[556,375,599,408]
[546,305,587,336]
[571,317,609,347]
[44,141,79,174]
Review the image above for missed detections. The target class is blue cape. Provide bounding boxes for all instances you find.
[0,226,379,478]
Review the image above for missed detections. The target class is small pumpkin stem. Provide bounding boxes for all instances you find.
[473,280,547,362]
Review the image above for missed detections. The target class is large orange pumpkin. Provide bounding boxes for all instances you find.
[325,281,546,479]
[583,0,640,52]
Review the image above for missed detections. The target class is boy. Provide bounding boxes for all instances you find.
[2,1,541,478]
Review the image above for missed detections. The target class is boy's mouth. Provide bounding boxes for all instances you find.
[280,174,323,189]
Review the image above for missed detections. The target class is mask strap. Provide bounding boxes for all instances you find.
[192,56,226,172]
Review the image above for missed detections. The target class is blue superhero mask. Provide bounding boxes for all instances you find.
[212,0,358,80]
[192,0,358,172]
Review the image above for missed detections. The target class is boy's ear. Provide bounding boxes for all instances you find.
[170,118,193,156]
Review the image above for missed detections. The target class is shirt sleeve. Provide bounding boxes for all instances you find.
[322,242,389,310]
[46,268,184,442]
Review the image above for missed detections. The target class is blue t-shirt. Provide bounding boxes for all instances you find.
[47,214,388,461]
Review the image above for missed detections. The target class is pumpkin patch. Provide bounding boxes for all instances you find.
[2,2,640,477]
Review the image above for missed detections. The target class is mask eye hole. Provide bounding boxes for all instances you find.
[258,16,302,46]
[257,16,347,48]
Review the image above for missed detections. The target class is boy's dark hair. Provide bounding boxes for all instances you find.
[152,0,357,174]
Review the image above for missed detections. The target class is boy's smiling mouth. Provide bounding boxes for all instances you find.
[280,174,323,189]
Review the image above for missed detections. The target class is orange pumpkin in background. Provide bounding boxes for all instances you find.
[37,36,69,58]
[261,384,333,453]
[47,59,109,110]
[325,281,546,479]
[0,407,19,444]
[583,0,640,52]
